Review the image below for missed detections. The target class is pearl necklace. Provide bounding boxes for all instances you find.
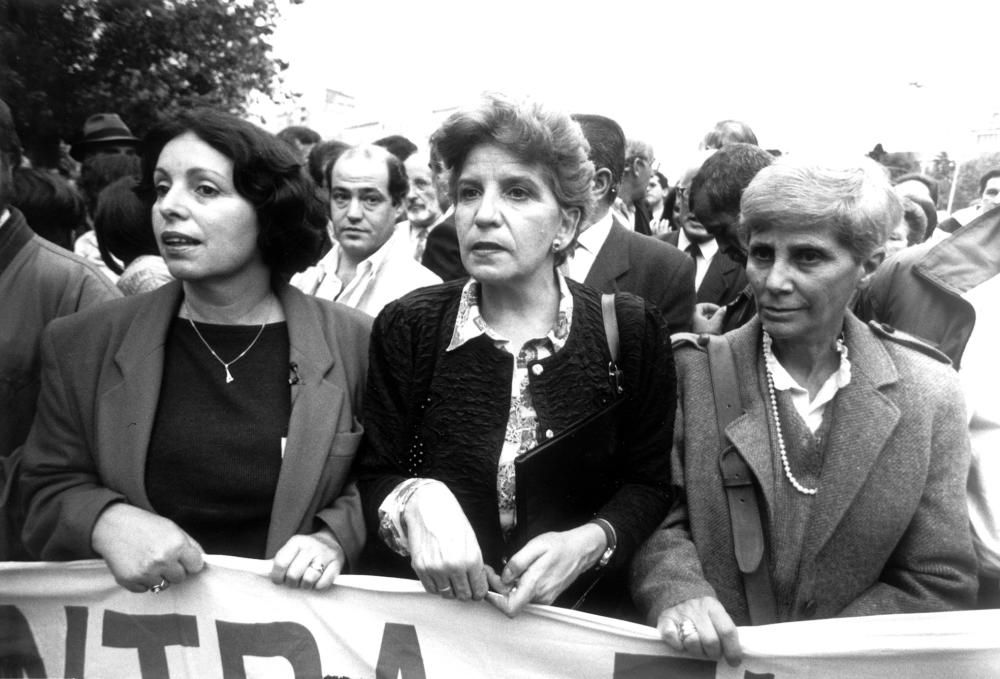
[763,343,818,496]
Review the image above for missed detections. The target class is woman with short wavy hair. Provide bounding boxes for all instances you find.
[357,94,675,619]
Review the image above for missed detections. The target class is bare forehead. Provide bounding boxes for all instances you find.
[404,152,432,178]
[459,144,545,182]
[331,149,390,192]
[156,131,233,176]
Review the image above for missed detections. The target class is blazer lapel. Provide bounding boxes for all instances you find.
[266,285,343,555]
[697,252,725,301]
[800,314,900,564]
[99,282,183,509]
[720,321,777,516]
[584,220,630,291]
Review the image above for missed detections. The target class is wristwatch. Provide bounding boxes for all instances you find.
[589,518,617,569]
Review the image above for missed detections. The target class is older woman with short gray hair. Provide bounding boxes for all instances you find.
[632,158,976,665]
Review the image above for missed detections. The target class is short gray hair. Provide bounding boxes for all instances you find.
[740,158,901,262]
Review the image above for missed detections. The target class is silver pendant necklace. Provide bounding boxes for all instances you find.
[185,302,269,384]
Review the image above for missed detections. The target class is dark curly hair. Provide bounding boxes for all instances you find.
[137,108,326,277]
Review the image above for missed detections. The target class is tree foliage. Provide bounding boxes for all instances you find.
[0,0,286,166]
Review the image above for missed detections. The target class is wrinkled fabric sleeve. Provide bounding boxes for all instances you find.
[593,298,676,569]
[20,327,125,559]
[629,395,718,625]
[356,301,420,540]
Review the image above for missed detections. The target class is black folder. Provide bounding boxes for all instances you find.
[512,398,625,553]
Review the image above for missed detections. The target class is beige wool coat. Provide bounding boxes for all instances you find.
[631,313,977,626]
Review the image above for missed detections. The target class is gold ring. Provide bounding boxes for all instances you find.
[308,562,325,572]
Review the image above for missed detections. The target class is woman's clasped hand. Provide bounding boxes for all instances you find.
[91,503,204,593]
[655,597,741,667]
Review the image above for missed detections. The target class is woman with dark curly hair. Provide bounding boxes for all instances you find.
[20,109,372,595]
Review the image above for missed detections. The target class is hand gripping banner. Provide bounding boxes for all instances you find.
[1,557,998,678]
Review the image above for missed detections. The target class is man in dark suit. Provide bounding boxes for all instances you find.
[420,145,467,281]
[660,154,746,307]
[663,229,745,306]
[688,143,774,334]
[565,114,695,333]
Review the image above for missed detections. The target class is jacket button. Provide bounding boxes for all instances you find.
[544,429,554,439]
[803,600,817,618]
[531,363,544,375]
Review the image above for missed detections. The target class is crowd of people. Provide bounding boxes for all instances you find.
[1,90,997,665]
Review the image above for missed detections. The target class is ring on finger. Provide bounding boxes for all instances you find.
[678,619,697,643]
[307,560,326,573]
[438,585,452,593]
[150,578,168,594]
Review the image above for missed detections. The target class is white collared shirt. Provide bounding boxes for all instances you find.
[291,224,440,317]
[676,230,719,291]
[561,210,614,283]
[763,331,852,433]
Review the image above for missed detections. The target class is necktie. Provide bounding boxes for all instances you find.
[685,242,701,260]
[414,228,429,262]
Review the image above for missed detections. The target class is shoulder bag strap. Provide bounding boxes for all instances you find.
[601,294,624,395]
[704,334,778,625]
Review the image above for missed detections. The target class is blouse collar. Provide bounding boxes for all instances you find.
[763,328,852,398]
[446,271,573,353]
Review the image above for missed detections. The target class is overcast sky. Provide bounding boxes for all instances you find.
[271,0,1000,177]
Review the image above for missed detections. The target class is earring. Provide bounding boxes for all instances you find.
[552,241,562,252]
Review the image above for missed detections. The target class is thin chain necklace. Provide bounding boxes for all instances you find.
[762,337,818,496]
[184,302,269,384]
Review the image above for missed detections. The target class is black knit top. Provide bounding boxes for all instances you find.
[146,320,290,558]
[357,279,676,577]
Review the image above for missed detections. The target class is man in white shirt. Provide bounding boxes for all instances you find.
[935,169,1000,240]
[292,144,440,317]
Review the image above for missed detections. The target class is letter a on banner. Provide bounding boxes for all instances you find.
[375,623,426,679]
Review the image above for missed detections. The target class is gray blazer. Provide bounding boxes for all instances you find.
[20,281,371,567]
[631,314,977,626]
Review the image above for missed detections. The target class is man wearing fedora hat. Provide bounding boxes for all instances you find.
[70,113,140,162]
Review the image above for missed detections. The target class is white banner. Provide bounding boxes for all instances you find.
[1,557,998,678]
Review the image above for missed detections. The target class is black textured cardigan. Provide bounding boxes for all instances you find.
[356,278,675,578]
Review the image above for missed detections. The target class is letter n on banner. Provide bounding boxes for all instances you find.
[0,605,45,677]
[375,623,426,679]
[103,610,199,677]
